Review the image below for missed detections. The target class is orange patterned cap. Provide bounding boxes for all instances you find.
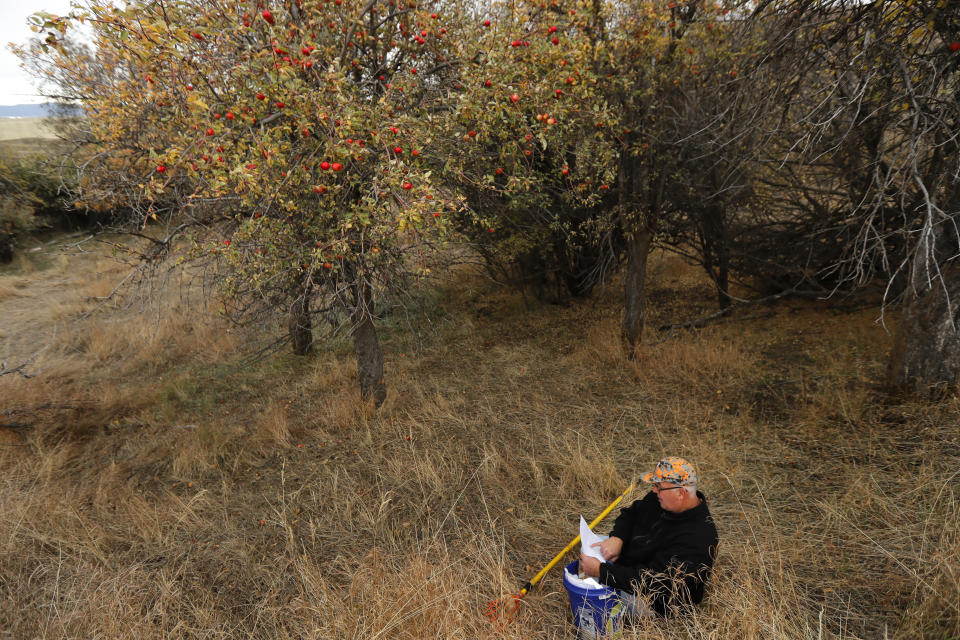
[642,457,698,486]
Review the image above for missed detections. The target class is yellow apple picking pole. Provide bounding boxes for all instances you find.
[485,481,635,630]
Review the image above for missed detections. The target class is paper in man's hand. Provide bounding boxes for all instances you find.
[579,516,608,562]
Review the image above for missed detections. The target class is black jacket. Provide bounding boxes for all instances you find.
[597,491,718,616]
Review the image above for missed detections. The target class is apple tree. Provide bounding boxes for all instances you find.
[438,0,760,349]
[426,2,620,301]
[22,0,476,405]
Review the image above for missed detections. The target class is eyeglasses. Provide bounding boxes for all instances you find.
[653,484,684,492]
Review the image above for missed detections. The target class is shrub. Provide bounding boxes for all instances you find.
[0,160,41,262]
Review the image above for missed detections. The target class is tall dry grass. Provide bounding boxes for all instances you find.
[1,249,958,639]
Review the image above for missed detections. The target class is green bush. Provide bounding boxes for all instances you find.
[8,155,80,230]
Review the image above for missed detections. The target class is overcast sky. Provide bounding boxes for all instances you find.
[1,0,76,105]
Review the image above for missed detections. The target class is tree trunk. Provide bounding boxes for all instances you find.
[288,288,313,356]
[351,281,387,407]
[621,227,654,356]
[700,202,731,311]
[887,268,960,396]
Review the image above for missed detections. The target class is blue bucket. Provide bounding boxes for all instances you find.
[562,560,625,639]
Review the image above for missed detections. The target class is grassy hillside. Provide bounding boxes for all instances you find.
[0,117,59,142]
[1,240,958,639]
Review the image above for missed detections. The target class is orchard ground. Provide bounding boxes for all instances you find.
[1,235,958,639]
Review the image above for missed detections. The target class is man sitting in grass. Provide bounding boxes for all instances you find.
[579,456,719,619]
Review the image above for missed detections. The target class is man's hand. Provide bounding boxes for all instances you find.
[591,536,623,562]
[579,553,602,578]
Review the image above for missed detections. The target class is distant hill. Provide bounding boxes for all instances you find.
[0,103,81,118]
[0,104,52,118]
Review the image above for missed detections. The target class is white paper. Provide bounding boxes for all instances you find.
[579,516,608,563]
[564,564,605,590]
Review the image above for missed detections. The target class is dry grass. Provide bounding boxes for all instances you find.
[1,248,958,639]
[0,118,59,141]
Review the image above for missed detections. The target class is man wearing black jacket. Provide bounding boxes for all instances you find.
[579,457,719,618]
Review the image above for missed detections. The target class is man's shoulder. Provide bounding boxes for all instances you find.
[634,491,659,507]
[624,491,660,515]
[690,498,720,542]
